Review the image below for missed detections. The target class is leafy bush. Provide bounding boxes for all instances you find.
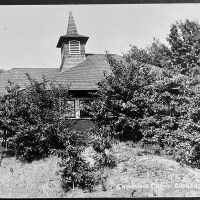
[56,127,117,193]
[149,129,200,168]
[90,126,117,191]
[93,152,116,170]
[0,75,73,162]
[56,131,95,192]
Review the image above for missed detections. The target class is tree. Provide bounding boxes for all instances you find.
[125,38,172,72]
[0,69,4,74]
[167,19,200,75]
[126,19,200,76]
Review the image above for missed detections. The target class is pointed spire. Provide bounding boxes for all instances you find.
[67,11,78,35]
[57,11,89,48]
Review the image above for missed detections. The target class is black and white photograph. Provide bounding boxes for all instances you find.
[2,3,200,198]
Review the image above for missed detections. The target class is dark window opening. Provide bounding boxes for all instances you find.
[80,100,92,118]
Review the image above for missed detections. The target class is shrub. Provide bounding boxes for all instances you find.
[90,126,116,168]
[0,75,73,162]
[90,126,117,191]
[151,129,200,168]
[56,131,95,192]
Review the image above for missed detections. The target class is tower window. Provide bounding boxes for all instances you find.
[69,40,80,55]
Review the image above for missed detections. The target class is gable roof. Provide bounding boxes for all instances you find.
[0,68,59,96]
[53,54,123,90]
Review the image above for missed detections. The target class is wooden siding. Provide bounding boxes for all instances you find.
[60,42,86,72]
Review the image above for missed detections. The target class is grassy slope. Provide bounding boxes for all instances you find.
[0,156,64,198]
[1,142,200,197]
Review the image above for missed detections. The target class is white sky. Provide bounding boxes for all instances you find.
[1,4,200,70]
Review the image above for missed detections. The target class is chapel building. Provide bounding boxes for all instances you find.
[0,11,121,125]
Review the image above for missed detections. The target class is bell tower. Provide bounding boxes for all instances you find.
[57,11,89,72]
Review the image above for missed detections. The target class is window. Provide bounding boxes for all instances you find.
[69,40,80,55]
[80,100,91,118]
[65,100,75,118]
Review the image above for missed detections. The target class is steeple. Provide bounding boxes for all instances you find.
[57,11,89,72]
[67,11,78,35]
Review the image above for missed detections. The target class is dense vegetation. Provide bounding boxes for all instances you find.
[88,19,200,168]
[0,75,73,162]
[0,75,115,192]
[56,127,116,192]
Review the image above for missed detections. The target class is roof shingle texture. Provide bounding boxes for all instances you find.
[0,54,122,95]
[53,54,122,90]
[0,68,59,96]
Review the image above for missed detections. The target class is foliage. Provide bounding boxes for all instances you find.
[128,19,200,167]
[126,19,200,76]
[87,43,200,168]
[125,38,172,72]
[91,126,116,169]
[56,127,116,193]
[87,53,161,141]
[56,131,95,192]
[167,19,200,75]
[0,75,73,162]
[137,74,200,167]
[90,126,117,191]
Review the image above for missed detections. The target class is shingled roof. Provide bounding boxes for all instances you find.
[0,68,59,96]
[53,54,122,90]
[0,54,123,96]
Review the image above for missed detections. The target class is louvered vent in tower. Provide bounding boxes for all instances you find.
[69,40,80,54]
